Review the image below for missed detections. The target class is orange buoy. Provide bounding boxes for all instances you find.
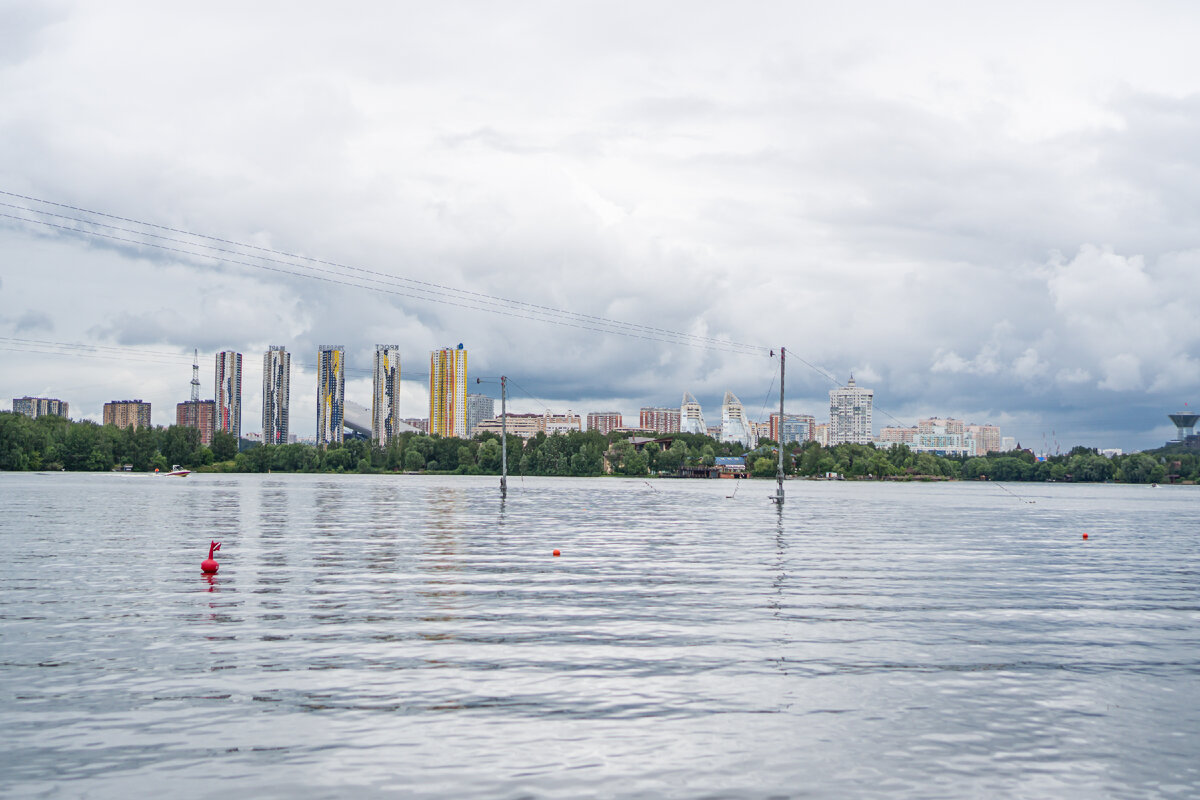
[552,549,561,557]
[1082,533,1089,540]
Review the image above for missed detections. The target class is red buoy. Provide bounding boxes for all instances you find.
[201,540,221,573]
[552,549,561,557]
[1082,533,1089,540]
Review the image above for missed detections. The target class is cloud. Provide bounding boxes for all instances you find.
[14,309,52,333]
[2,3,1200,450]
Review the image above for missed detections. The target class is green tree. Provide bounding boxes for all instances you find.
[404,449,425,471]
[211,430,239,461]
[752,456,776,477]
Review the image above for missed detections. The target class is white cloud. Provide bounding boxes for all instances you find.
[2,2,1200,450]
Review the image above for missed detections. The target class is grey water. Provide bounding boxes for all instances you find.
[1,473,1197,799]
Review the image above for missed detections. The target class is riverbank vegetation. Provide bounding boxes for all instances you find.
[2,411,1196,483]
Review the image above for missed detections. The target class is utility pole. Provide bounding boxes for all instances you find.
[774,347,785,506]
[500,375,507,498]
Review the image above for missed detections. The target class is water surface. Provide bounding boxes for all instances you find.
[2,473,1198,798]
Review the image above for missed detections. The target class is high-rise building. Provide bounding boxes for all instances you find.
[814,422,829,446]
[680,392,706,435]
[262,346,290,445]
[176,400,216,445]
[103,400,151,431]
[829,376,873,445]
[12,397,69,419]
[720,391,755,448]
[770,412,815,445]
[966,424,1002,454]
[215,350,242,441]
[372,345,401,445]
[429,344,467,437]
[466,393,495,437]
[588,411,623,435]
[639,407,679,434]
[316,345,345,446]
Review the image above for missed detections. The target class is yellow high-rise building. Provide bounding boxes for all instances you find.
[428,344,467,437]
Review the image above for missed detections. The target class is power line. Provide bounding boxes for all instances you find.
[1,191,766,355]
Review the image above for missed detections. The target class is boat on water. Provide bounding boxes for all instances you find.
[164,465,190,477]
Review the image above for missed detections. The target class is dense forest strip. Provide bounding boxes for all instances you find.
[1,411,1195,483]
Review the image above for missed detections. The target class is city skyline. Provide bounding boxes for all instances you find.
[3,4,1199,452]
[6,342,1182,455]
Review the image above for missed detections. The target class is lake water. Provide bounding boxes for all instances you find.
[1,472,1198,798]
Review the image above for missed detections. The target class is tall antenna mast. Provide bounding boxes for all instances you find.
[191,348,200,403]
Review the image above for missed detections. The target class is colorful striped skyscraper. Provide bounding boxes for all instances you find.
[316,345,345,446]
[429,344,467,438]
[214,350,242,441]
[262,346,290,444]
[373,344,401,445]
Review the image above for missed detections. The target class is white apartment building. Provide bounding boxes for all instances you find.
[829,376,873,445]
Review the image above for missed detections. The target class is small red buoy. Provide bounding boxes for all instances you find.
[201,540,221,573]
[1082,533,1088,540]
[552,549,561,557]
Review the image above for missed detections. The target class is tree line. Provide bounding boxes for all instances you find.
[2,410,1196,483]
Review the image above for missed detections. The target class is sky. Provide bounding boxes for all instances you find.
[1,1,1198,452]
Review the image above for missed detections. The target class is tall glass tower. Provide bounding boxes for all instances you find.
[373,344,401,445]
[316,345,345,446]
[429,344,467,438]
[262,346,290,445]
[215,350,242,441]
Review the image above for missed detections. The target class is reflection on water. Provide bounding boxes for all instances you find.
[1,473,1198,798]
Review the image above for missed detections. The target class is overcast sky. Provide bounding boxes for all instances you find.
[2,1,1198,451]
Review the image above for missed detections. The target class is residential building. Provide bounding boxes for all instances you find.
[215,350,242,441]
[12,397,69,419]
[829,376,873,445]
[966,424,1002,455]
[639,407,679,434]
[372,345,401,445]
[753,421,772,442]
[918,417,964,436]
[878,426,917,446]
[466,393,494,436]
[814,423,829,446]
[176,399,216,445]
[721,392,755,448]
[475,413,542,439]
[402,417,429,434]
[429,344,467,437]
[543,411,582,435]
[475,411,582,439]
[1001,436,1017,452]
[262,346,290,445]
[913,418,974,457]
[706,424,723,439]
[680,392,707,435]
[316,345,345,446]
[588,411,623,435]
[103,400,151,431]
[770,412,814,445]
